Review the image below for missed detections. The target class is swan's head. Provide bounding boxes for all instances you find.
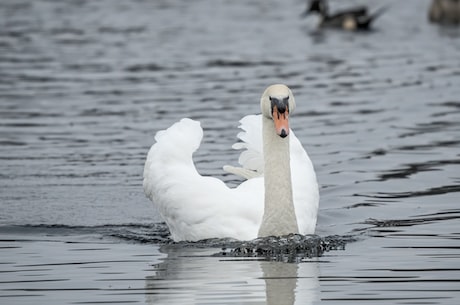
[260,84,296,138]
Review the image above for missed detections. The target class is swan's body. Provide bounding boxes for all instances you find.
[143,85,319,241]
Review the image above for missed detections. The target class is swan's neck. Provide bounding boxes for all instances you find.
[258,116,299,237]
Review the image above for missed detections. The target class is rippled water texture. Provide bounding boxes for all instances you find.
[1,0,460,304]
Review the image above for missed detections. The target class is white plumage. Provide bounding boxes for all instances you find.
[143,85,319,241]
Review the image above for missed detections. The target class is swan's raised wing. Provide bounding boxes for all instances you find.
[223,114,312,181]
[289,129,319,235]
[143,118,261,241]
[223,114,263,179]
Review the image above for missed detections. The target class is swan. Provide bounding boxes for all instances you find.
[143,84,319,242]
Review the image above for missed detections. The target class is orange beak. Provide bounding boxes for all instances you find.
[272,105,289,138]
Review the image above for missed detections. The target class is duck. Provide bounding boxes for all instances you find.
[303,0,387,31]
[143,84,319,242]
[428,0,460,24]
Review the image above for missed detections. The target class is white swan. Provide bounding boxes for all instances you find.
[143,84,319,242]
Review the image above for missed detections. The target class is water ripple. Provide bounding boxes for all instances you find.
[1,0,460,303]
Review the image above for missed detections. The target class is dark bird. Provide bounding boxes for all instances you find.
[428,0,460,24]
[302,0,387,31]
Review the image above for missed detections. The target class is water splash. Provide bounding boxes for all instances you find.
[220,234,353,262]
[160,233,354,263]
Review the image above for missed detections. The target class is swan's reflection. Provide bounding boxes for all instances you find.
[146,245,319,305]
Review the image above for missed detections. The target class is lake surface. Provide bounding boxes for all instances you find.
[1,0,459,304]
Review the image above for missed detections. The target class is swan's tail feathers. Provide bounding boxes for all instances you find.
[224,114,264,179]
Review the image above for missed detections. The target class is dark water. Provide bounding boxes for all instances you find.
[1,0,460,304]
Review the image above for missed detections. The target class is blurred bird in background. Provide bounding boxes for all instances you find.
[302,0,388,31]
[428,0,460,24]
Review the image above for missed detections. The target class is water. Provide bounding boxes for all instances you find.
[1,0,459,304]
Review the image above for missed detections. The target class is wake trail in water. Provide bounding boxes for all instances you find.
[0,223,356,262]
